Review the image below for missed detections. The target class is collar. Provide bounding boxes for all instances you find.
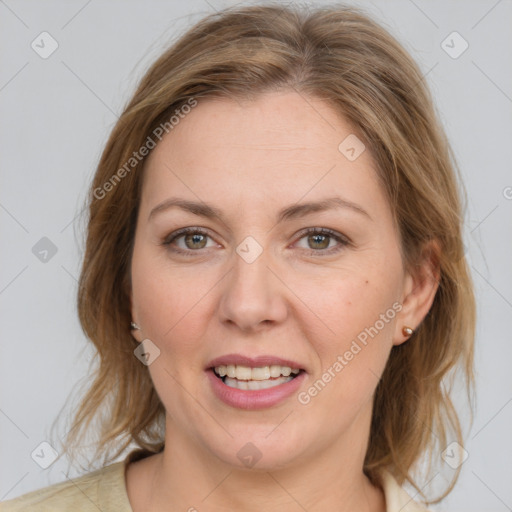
[379,469,431,512]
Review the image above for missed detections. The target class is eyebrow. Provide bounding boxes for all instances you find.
[148,196,372,223]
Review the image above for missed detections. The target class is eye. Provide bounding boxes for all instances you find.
[294,227,350,256]
[162,227,217,256]
[162,226,350,257]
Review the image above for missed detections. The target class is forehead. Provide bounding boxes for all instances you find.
[140,91,387,220]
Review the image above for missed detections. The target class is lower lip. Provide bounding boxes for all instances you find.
[206,369,306,410]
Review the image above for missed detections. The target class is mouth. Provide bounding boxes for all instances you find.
[212,364,304,391]
[206,355,307,409]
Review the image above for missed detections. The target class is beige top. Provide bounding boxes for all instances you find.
[0,453,430,511]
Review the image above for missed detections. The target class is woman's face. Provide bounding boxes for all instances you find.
[130,90,418,470]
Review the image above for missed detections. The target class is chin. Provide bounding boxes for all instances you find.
[201,427,310,472]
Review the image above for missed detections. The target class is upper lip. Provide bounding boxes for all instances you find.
[207,353,306,371]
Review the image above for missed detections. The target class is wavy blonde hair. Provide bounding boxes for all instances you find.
[61,3,475,504]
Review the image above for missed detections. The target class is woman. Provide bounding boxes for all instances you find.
[1,3,475,511]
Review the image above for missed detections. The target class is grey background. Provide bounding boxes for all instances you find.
[1,1,511,510]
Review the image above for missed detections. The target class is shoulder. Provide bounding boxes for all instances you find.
[379,469,433,512]
[0,461,132,512]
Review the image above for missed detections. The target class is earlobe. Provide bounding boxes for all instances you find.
[130,321,143,343]
[128,285,142,342]
[393,239,441,346]
[402,326,414,337]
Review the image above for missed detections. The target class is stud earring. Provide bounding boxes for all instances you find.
[402,326,414,337]
[130,322,141,330]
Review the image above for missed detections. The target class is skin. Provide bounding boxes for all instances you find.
[126,90,439,511]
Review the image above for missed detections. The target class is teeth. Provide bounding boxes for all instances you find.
[235,366,252,380]
[269,365,281,378]
[214,364,301,381]
[252,366,270,380]
[224,375,294,390]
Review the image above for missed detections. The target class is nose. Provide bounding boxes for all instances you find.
[217,244,288,333]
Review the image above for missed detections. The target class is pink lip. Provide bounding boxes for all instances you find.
[206,353,305,371]
[206,368,306,410]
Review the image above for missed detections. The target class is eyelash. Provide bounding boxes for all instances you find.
[161,227,350,257]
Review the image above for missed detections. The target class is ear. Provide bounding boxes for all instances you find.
[393,239,441,346]
[127,277,142,343]
[129,317,143,343]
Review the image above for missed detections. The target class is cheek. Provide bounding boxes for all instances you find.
[130,254,214,409]
[131,247,218,359]
[290,262,401,406]
[293,267,400,348]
